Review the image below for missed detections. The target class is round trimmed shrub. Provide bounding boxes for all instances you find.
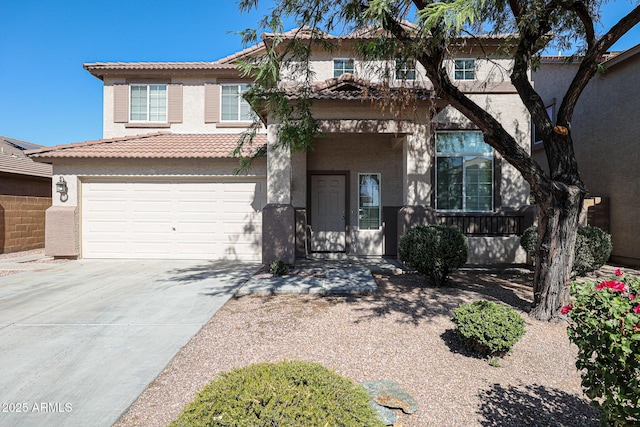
[519,225,538,256]
[519,225,612,276]
[398,225,468,286]
[577,225,612,273]
[452,300,526,357]
[170,360,384,427]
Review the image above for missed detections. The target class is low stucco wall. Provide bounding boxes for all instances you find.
[44,206,79,258]
[0,195,51,253]
[467,236,527,264]
[397,206,529,265]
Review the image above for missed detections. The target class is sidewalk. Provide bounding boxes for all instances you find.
[236,256,406,295]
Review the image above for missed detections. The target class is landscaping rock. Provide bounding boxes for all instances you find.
[369,401,397,426]
[361,380,419,414]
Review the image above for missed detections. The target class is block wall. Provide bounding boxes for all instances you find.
[0,195,52,253]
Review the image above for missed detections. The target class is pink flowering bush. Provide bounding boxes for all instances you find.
[566,271,640,426]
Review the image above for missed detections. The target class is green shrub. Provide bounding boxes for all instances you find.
[519,225,538,256]
[452,300,526,358]
[269,259,287,276]
[577,225,612,272]
[398,225,468,286]
[170,360,384,427]
[566,272,640,426]
[519,225,612,276]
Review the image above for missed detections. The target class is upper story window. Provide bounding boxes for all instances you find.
[454,59,476,81]
[333,59,355,77]
[130,84,167,122]
[436,131,493,212]
[221,84,253,121]
[395,59,416,81]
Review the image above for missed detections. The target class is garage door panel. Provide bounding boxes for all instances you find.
[84,201,129,213]
[84,221,129,234]
[132,200,173,212]
[82,179,265,260]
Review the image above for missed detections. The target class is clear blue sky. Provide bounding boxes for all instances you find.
[1,0,638,147]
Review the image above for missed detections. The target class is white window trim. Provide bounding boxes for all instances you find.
[220,84,253,122]
[395,59,416,81]
[453,59,476,81]
[129,84,168,123]
[333,58,355,77]
[435,131,494,213]
[358,173,382,230]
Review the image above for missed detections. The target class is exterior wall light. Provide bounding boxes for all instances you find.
[56,176,69,202]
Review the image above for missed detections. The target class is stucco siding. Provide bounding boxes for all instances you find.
[102,77,264,138]
[533,52,640,265]
[306,134,403,255]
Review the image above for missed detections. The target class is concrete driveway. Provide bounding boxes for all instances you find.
[0,259,257,427]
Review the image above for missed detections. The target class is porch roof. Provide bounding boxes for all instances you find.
[25,132,266,161]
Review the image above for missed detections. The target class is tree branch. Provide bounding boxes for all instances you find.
[559,5,640,125]
[568,1,596,50]
[508,0,525,19]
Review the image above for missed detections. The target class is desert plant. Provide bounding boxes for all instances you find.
[398,224,468,286]
[520,225,612,276]
[269,259,287,276]
[170,360,384,427]
[452,300,526,358]
[565,271,640,426]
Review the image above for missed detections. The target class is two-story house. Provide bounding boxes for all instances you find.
[28,27,533,264]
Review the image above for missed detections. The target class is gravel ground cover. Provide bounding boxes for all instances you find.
[114,267,608,427]
[0,248,44,260]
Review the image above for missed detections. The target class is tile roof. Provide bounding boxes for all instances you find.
[539,50,624,64]
[215,43,267,64]
[280,73,431,100]
[0,136,52,177]
[1,135,44,151]
[261,25,517,42]
[26,133,266,160]
[84,62,236,71]
[83,62,238,79]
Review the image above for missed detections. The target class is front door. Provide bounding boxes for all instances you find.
[310,174,346,252]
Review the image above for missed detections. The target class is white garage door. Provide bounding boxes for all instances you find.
[81,178,266,260]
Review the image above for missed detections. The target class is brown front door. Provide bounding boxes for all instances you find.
[310,174,346,252]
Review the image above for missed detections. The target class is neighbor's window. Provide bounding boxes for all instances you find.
[358,174,381,230]
[533,104,555,145]
[454,59,476,80]
[130,84,167,122]
[395,59,416,80]
[333,59,355,77]
[221,84,253,121]
[436,131,493,212]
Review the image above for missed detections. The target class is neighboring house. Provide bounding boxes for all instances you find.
[28,27,534,264]
[532,44,640,267]
[0,136,52,253]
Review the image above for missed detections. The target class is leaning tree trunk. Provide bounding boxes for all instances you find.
[530,184,584,320]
